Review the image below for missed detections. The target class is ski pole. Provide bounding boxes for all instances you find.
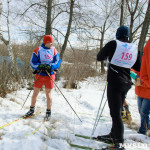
[94,98,108,130]
[46,70,82,122]
[91,82,107,136]
[21,70,42,109]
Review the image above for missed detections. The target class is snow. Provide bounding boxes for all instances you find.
[0,76,150,150]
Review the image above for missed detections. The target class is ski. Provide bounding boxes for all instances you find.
[75,134,125,150]
[31,116,51,135]
[26,121,44,136]
[70,143,93,150]
[25,117,52,136]
[69,143,109,150]
[32,122,44,135]
[70,143,124,150]
[75,134,114,145]
[0,112,41,130]
[0,117,23,130]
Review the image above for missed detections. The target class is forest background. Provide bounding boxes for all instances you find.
[0,0,150,97]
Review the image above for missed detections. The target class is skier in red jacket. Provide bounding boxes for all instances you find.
[134,38,150,135]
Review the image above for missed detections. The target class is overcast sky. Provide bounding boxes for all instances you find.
[0,0,148,47]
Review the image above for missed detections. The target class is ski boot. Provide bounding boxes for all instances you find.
[124,105,132,123]
[93,133,115,144]
[126,112,132,123]
[121,111,128,122]
[44,109,51,121]
[23,106,35,118]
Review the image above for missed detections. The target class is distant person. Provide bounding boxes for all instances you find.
[96,26,141,149]
[24,35,61,121]
[134,38,150,135]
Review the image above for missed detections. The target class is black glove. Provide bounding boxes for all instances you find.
[38,64,51,72]
[46,65,51,72]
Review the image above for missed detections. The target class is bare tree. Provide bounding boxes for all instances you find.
[0,0,2,39]
[75,0,118,73]
[0,0,14,68]
[0,0,8,45]
[16,0,75,54]
[120,0,125,26]
[60,0,75,60]
[138,0,150,56]
[126,0,147,42]
[45,0,52,35]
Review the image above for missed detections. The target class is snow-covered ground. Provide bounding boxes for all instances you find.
[0,76,150,150]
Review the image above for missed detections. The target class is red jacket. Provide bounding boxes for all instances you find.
[135,38,150,99]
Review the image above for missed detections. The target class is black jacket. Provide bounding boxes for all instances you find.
[97,40,141,85]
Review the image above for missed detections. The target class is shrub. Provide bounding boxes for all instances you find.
[61,49,99,89]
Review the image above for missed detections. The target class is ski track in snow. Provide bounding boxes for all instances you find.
[0,76,150,150]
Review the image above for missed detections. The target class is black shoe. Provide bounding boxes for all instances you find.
[93,133,115,144]
[97,133,114,140]
[44,109,51,121]
[23,107,34,118]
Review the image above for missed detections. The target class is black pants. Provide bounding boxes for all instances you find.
[107,81,131,143]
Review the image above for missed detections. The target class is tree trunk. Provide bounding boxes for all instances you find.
[60,0,74,60]
[96,46,98,71]
[7,42,14,68]
[120,0,124,26]
[129,14,134,42]
[138,0,150,57]
[0,0,14,68]
[7,0,14,68]
[0,0,5,43]
[45,0,52,35]
[0,0,2,31]
[100,22,106,74]
[126,0,139,42]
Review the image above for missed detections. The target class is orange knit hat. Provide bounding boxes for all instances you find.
[43,35,53,44]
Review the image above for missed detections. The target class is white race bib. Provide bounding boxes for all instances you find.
[110,40,138,68]
[39,47,55,64]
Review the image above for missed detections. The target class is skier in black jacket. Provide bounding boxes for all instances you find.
[96,26,141,148]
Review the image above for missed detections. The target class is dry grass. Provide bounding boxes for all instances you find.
[61,49,99,89]
[0,65,15,97]
[0,43,34,97]
[127,122,150,138]
[127,122,139,131]
[27,82,34,90]
[0,43,100,97]
[9,98,16,102]
[62,63,98,89]
[0,61,20,97]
